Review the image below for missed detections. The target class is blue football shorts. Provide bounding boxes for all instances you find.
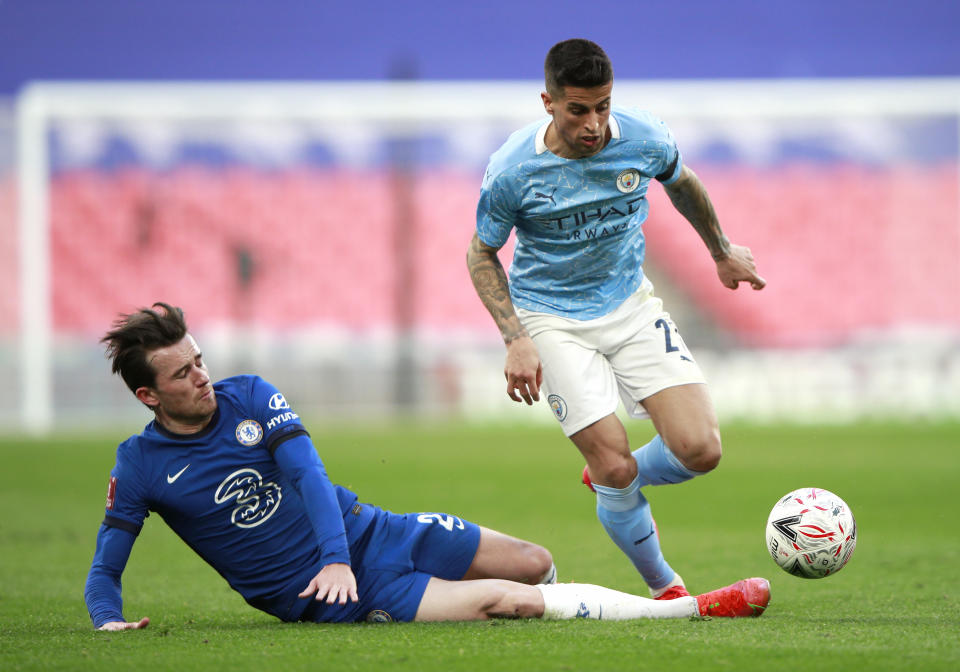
[302,504,481,623]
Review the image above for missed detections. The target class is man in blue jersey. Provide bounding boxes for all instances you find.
[86,303,769,630]
[467,39,768,601]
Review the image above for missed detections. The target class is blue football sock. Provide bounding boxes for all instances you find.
[594,477,674,590]
[632,435,703,488]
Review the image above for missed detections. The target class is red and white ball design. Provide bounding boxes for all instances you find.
[765,487,857,579]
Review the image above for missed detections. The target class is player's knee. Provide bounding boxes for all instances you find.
[595,456,639,489]
[504,539,554,584]
[675,428,722,473]
[524,544,554,585]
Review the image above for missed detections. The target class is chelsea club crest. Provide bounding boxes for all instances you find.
[235,419,263,446]
[365,610,394,623]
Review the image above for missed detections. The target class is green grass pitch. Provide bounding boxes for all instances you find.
[1,420,958,671]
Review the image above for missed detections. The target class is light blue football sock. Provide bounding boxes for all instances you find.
[594,477,674,590]
[632,434,703,488]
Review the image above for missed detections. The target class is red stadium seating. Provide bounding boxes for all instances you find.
[643,163,960,346]
[45,163,959,346]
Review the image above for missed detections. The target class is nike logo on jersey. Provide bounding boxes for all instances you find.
[167,464,191,484]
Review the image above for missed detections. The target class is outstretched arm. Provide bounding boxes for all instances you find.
[466,233,542,404]
[663,165,766,290]
[85,523,148,630]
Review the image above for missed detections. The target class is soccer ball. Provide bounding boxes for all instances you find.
[765,488,857,579]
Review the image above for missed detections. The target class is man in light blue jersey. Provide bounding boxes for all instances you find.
[468,39,767,600]
[85,303,769,631]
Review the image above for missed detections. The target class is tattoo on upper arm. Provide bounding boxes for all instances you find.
[665,169,730,261]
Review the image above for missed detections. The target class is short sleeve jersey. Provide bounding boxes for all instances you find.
[103,375,373,621]
[476,107,683,319]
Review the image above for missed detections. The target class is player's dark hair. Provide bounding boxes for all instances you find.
[544,39,613,96]
[102,302,188,393]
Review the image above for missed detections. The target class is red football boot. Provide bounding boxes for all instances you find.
[655,584,691,600]
[695,578,770,618]
[582,465,595,492]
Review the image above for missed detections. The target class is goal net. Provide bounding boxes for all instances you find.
[6,79,960,431]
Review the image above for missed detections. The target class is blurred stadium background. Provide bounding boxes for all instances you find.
[1,1,958,432]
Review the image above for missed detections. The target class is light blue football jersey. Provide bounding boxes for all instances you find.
[476,107,683,319]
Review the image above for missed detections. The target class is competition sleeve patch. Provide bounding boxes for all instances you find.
[105,476,117,510]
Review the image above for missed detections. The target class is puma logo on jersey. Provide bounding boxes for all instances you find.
[534,188,557,205]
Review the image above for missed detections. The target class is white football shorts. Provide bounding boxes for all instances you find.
[516,278,707,436]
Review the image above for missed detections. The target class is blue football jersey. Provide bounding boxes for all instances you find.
[86,375,374,624]
[476,107,683,319]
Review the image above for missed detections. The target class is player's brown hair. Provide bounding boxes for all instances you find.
[102,302,188,393]
[544,39,613,97]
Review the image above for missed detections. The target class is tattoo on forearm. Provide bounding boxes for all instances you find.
[666,171,731,261]
[467,238,529,343]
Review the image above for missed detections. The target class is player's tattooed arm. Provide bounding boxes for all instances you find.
[664,165,766,291]
[467,233,529,344]
[663,165,731,261]
[467,232,542,404]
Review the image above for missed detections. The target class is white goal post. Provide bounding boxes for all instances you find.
[16,78,960,433]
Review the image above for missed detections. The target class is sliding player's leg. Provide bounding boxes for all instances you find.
[460,526,556,584]
[414,577,544,621]
[415,576,697,621]
[413,575,770,621]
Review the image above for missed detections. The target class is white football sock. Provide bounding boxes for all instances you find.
[537,562,558,585]
[536,583,697,620]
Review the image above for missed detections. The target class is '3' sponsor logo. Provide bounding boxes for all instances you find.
[214,468,282,528]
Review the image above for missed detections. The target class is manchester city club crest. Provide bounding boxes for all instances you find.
[547,394,567,421]
[616,168,641,193]
[235,419,263,446]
